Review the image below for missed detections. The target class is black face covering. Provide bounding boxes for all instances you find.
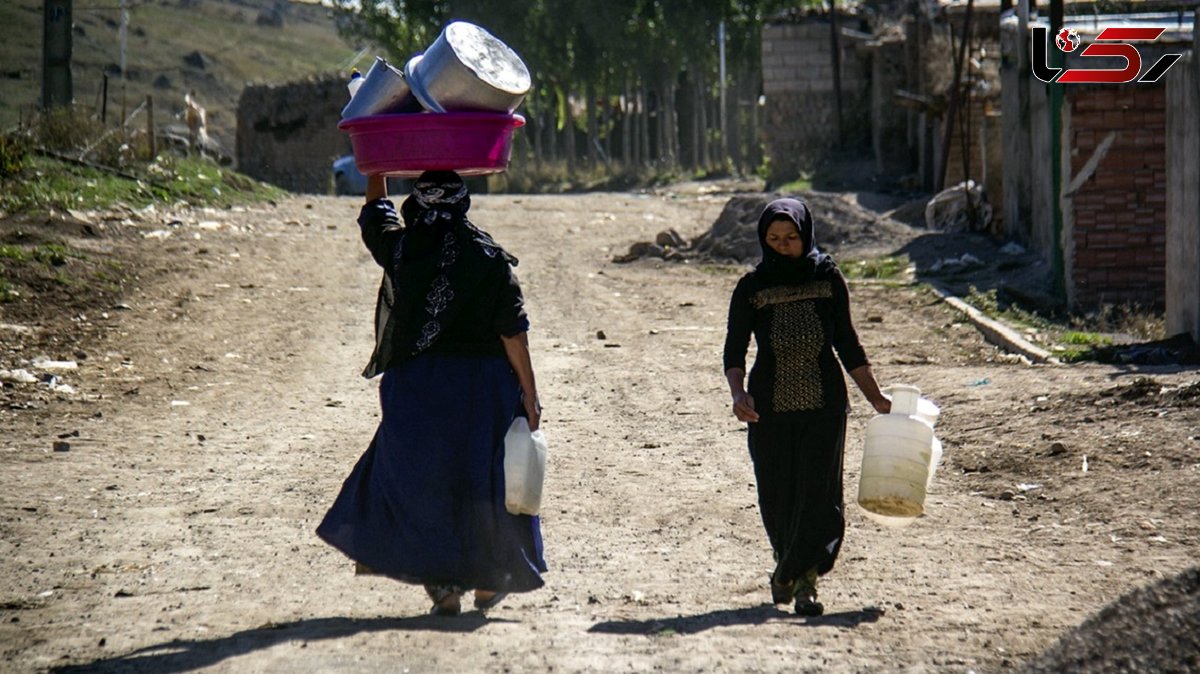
[755,198,835,283]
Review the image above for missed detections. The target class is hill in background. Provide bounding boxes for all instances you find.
[0,0,363,156]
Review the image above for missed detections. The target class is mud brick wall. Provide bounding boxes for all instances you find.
[761,16,869,183]
[1065,86,1168,309]
[236,76,350,194]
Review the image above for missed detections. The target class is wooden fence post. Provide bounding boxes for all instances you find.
[146,94,156,159]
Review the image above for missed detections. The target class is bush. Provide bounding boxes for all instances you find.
[0,133,31,180]
[31,105,105,154]
[27,105,143,168]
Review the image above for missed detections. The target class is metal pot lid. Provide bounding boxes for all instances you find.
[444,21,531,95]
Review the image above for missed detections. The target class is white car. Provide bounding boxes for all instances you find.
[332,155,415,196]
[332,155,369,195]
[332,156,492,196]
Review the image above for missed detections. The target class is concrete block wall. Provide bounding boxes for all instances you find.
[1064,86,1168,308]
[236,76,350,194]
[1165,49,1199,340]
[999,17,1033,245]
[762,16,870,182]
[872,38,910,175]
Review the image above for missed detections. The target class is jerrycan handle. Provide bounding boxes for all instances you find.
[886,384,922,416]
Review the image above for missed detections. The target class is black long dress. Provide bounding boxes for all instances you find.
[722,198,869,588]
[317,196,546,594]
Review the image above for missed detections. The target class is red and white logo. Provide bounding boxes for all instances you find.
[1032,26,1183,84]
[1055,28,1081,52]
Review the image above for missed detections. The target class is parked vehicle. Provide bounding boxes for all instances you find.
[332,155,369,195]
[332,155,417,196]
[332,155,490,196]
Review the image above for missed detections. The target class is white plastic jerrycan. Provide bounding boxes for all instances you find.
[858,384,939,526]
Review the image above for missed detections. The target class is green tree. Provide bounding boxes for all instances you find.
[330,0,814,179]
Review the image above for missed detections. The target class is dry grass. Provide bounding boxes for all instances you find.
[0,0,360,150]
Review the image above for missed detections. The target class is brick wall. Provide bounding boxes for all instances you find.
[761,16,869,182]
[1065,86,1168,308]
[236,76,350,194]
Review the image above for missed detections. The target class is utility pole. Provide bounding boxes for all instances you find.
[718,20,728,164]
[42,0,73,109]
[120,0,128,124]
[146,94,156,159]
[1049,0,1066,301]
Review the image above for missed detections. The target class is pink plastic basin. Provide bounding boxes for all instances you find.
[338,112,525,177]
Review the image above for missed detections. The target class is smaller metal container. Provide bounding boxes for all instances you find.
[340,56,421,119]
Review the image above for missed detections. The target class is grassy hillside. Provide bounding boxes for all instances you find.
[0,0,365,154]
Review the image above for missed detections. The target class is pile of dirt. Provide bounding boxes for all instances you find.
[1020,567,1200,674]
[1089,376,1200,408]
[1088,333,1200,366]
[611,189,920,265]
[686,191,918,263]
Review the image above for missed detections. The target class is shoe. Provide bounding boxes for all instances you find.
[425,584,463,617]
[793,568,823,616]
[770,575,796,605]
[429,599,461,617]
[794,595,824,616]
[473,591,509,611]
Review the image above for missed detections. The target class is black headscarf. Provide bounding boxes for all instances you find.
[755,197,836,283]
[386,170,518,360]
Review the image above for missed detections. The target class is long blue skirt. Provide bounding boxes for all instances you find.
[316,353,546,593]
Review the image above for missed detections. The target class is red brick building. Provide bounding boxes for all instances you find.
[1064,86,1169,308]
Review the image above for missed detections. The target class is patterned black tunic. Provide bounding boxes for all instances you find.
[723,269,868,416]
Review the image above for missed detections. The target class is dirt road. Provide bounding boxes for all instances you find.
[2,187,1197,673]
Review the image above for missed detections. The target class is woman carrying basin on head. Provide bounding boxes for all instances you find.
[317,170,546,616]
[722,197,889,616]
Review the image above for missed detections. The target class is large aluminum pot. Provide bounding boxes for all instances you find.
[404,21,531,113]
[340,56,420,119]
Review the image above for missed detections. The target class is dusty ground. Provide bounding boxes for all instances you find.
[1,183,1198,673]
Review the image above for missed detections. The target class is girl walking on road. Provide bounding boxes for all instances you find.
[722,197,890,616]
[317,171,546,616]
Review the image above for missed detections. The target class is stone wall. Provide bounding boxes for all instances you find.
[236,76,350,194]
[1064,86,1168,308]
[761,14,870,183]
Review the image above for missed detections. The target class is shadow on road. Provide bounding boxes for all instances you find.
[54,613,509,673]
[588,604,883,636]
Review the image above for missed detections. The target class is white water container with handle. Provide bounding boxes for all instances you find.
[503,416,547,516]
[858,384,935,523]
